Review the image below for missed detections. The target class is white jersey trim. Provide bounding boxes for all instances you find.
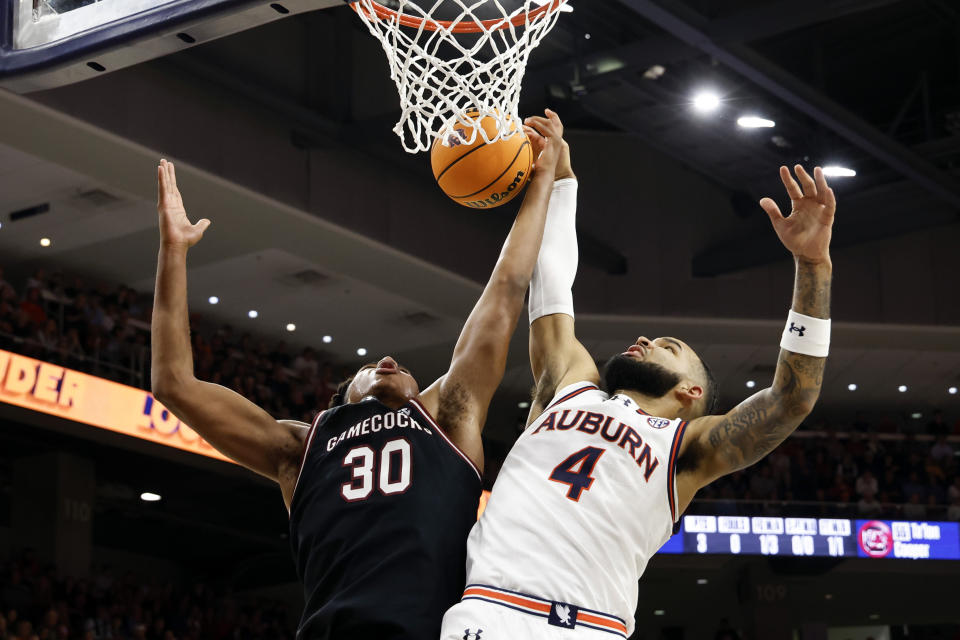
[408,398,482,482]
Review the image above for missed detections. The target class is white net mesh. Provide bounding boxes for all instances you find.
[350,0,568,153]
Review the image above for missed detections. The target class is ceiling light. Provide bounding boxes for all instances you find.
[746,380,756,389]
[696,578,708,585]
[847,383,857,391]
[518,401,530,409]
[140,492,161,502]
[898,385,907,393]
[949,386,958,395]
[653,610,665,616]
[692,91,721,113]
[822,166,856,177]
[39,237,51,247]
[911,412,922,419]
[643,64,665,80]
[322,335,333,344]
[584,33,591,39]
[208,296,219,305]
[357,348,368,357]
[286,323,296,332]
[737,116,775,128]
[248,310,258,319]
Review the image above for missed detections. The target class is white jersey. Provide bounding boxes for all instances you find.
[465,382,689,636]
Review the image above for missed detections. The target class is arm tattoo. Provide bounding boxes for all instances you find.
[704,258,831,472]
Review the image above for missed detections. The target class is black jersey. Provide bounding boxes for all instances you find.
[289,396,482,640]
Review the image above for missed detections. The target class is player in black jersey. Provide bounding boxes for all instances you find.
[150,110,567,639]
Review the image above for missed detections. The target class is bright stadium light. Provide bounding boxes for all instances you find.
[822,166,856,177]
[140,492,161,502]
[898,385,908,393]
[746,380,756,389]
[286,323,296,332]
[697,578,708,585]
[322,335,333,344]
[847,383,857,391]
[737,116,775,128]
[692,90,721,113]
[208,296,219,305]
[654,610,666,616]
[39,237,51,247]
[518,401,530,409]
[357,347,368,357]
[950,387,958,395]
[248,310,258,319]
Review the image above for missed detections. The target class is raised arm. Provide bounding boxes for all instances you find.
[525,131,598,424]
[677,165,835,508]
[150,160,307,507]
[419,110,565,464]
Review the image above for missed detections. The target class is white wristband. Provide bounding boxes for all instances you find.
[780,309,830,357]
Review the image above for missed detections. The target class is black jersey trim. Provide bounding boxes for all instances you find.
[288,410,326,515]
[408,398,482,482]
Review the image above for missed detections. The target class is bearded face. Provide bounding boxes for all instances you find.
[602,353,682,398]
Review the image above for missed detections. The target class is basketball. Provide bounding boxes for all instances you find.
[431,113,533,209]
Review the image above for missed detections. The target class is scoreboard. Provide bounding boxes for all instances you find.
[659,515,960,560]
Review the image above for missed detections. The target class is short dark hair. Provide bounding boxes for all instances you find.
[328,377,354,409]
[694,352,720,416]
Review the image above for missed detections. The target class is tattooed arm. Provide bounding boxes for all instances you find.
[676,165,836,511]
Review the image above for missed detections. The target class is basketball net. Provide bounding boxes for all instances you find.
[350,0,568,153]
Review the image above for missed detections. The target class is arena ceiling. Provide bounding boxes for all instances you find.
[1,0,959,446]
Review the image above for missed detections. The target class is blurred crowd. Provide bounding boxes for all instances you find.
[694,417,960,521]
[0,266,353,423]
[2,263,960,518]
[0,550,292,640]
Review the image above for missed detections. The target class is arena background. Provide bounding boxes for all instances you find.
[0,1,959,638]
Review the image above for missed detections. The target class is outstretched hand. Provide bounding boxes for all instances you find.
[761,165,836,266]
[157,159,210,249]
[523,109,566,176]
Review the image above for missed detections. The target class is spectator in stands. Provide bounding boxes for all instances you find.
[948,495,960,521]
[927,410,949,437]
[857,489,882,517]
[19,289,46,328]
[902,492,927,519]
[855,469,878,498]
[0,267,15,301]
[931,435,954,464]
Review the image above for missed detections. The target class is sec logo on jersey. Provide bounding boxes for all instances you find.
[647,417,671,429]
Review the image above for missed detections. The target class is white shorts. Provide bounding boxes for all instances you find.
[440,585,629,640]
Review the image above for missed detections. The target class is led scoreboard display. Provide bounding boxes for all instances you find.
[658,515,960,561]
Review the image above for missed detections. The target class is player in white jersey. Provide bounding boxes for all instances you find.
[441,126,836,639]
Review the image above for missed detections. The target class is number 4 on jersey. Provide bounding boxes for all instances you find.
[549,446,604,501]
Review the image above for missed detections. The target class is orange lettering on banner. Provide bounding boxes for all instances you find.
[0,348,230,463]
[33,363,64,404]
[5,355,37,395]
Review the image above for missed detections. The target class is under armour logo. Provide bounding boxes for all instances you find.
[788,322,806,337]
[463,629,483,640]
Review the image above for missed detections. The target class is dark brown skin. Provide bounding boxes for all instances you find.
[527,163,836,514]
[151,110,568,511]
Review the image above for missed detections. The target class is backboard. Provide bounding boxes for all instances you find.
[0,0,341,93]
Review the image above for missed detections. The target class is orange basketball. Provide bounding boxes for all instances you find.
[431,113,532,209]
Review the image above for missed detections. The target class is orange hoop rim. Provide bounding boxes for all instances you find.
[349,0,567,33]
